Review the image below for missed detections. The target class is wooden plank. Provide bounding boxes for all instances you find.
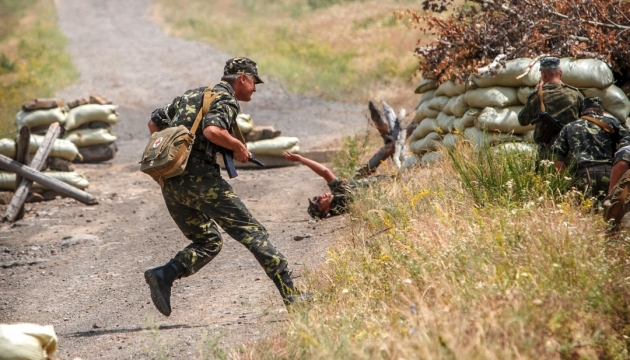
[6,123,61,222]
[0,153,97,207]
[13,126,31,221]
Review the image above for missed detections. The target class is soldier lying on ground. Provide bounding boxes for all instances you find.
[282,149,394,219]
[551,97,627,204]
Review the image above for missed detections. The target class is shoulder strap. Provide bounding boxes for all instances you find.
[231,118,246,145]
[537,85,545,112]
[581,115,615,133]
[190,89,221,134]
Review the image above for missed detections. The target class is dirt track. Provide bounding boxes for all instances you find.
[0,0,367,358]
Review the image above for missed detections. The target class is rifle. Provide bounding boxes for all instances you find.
[205,142,264,178]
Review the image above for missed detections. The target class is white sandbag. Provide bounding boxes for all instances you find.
[436,113,456,133]
[470,58,541,88]
[0,171,89,190]
[493,142,536,155]
[517,86,535,105]
[415,78,438,94]
[464,127,522,148]
[410,118,437,142]
[412,109,426,125]
[452,118,467,133]
[451,94,470,118]
[559,58,614,89]
[65,104,119,131]
[461,108,482,128]
[475,106,533,134]
[402,155,420,169]
[0,323,57,360]
[421,152,442,165]
[0,138,16,159]
[236,114,254,135]
[415,90,436,110]
[410,132,441,155]
[582,85,630,123]
[434,80,474,97]
[415,102,440,124]
[29,135,80,162]
[64,128,117,148]
[441,96,457,116]
[464,87,519,108]
[246,136,299,156]
[443,133,460,149]
[15,107,67,130]
[428,96,450,112]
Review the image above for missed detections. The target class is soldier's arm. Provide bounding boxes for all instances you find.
[282,152,336,183]
[518,97,536,126]
[551,127,570,171]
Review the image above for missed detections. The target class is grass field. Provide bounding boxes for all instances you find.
[0,0,78,138]
[152,0,423,111]
[226,142,630,359]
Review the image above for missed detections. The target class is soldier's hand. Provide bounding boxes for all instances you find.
[283,151,302,162]
[234,144,251,163]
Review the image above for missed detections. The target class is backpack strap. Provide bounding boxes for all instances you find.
[581,115,615,133]
[190,89,221,135]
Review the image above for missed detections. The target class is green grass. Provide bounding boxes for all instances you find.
[225,141,630,359]
[0,0,78,138]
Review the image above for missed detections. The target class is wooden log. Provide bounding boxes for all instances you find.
[0,154,98,209]
[6,123,62,222]
[13,126,31,221]
[368,101,392,144]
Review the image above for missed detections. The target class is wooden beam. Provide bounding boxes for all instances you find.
[13,126,31,221]
[0,159,97,215]
[6,123,62,222]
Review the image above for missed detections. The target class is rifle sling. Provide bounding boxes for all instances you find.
[581,115,615,133]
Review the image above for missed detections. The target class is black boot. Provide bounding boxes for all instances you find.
[272,269,312,306]
[144,259,186,316]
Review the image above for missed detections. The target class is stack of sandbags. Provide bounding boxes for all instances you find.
[0,135,89,200]
[237,114,299,155]
[63,94,118,163]
[15,98,67,134]
[408,57,630,166]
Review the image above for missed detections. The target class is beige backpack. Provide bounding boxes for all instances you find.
[140,89,220,186]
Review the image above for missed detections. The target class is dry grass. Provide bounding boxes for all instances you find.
[0,0,78,138]
[152,0,422,111]
[229,143,630,359]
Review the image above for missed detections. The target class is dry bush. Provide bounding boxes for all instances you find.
[400,0,630,84]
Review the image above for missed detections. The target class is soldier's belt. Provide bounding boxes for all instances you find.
[577,164,612,174]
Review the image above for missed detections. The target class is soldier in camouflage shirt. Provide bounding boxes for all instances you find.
[518,57,584,160]
[144,57,308,317]
[282,151,394,219]
[551,97,627,202]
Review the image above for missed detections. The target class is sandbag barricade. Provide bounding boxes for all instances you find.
[408,57,630,164]
[63,95,118,163]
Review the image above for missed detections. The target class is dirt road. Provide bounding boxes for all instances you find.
[0,0,367,358]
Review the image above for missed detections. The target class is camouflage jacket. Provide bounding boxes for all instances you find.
[551,112,628,169]
[327,175,391,216]
[518,82,584,145]
[150,81,240,158]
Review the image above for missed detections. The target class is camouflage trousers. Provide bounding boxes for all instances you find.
[161,161,287,279]
[573,165,612,202]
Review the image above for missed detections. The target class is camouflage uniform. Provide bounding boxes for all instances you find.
[518,82,584,159]
[150,81,288,279]
[551,97,627,201]
[144,59,305,317]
